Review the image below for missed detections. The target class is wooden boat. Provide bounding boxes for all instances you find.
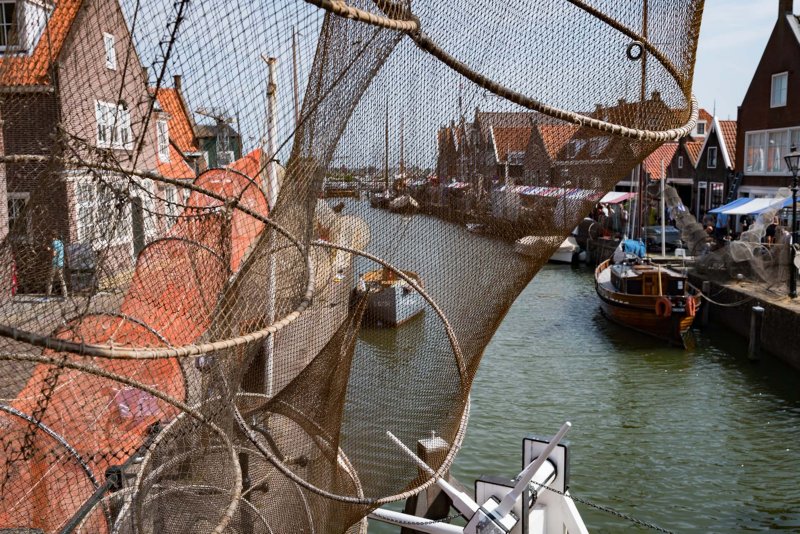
[594,258,700,346]
[356,267,424,327]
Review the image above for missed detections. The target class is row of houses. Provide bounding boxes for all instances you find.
[0,0,244,279]
[436,0,800,224]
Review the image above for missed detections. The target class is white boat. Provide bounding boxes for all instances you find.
[515,236,580,264]
[356,267,424,327]
[369,422,589,534]
[388,194,419,214]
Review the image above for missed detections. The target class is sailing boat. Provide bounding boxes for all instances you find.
[388,114,419,214]
[370,100,394,209]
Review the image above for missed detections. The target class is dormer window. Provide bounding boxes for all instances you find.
[696,121,706,136]
[104,32,116,70]
[157,120,169,162]
[0,1,17,49]
[772,72,788,108]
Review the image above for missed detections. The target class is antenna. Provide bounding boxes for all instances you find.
[195,107,235,163]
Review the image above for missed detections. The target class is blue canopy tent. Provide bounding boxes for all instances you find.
[709,197,794,215]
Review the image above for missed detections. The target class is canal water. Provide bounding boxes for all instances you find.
[346,206,800,533]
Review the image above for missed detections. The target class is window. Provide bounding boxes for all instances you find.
[157,120,169,162]
[710,183,724,209]
[707,147,718,169]
[95,101,133,149]
[7,192,30,238]
[772,72,788,108]
[0,1,17,49]
[696,121,706,136]
[678,156,684,169]
[75,179,131,245]
[104,33,116,70]
[164,185,178,229]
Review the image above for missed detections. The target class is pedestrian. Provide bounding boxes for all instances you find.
[766,217,779,245]
[46,232,67,298]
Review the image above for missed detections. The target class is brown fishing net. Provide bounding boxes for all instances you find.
[0,0,703,532]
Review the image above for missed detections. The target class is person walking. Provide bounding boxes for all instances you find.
[46,232,67,298]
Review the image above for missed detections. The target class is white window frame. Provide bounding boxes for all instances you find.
[95,100,133,150]
[0,1,18,50]
[7,192,31,239]
[103,32,117,70]
[696,121,706,136]
[743,127,800,175]
[72,175,132,249]
[678,156,684,169]
[772,72,788,108]
[156,120,169,163]
[707,147,718,169]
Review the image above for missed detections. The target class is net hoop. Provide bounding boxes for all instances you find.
[306,0,699,142]
[303,0,420,32]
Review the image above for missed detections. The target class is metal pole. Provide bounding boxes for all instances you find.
[791,173,798,298]
[661,159,666,257]
[291,26,301,130]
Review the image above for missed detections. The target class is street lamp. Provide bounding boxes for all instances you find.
[783,146,800,298]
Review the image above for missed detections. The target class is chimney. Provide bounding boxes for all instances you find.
[780,0,794,17]
[173,74,182,93]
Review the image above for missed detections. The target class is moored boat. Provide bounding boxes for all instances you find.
[594,257,700,346]
[515,235,580,264]
[357,267,424,327]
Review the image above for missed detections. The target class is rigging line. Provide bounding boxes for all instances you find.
[131,0,191,172]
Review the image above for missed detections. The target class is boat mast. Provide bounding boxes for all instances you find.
[636,0,649,241]
[291,26,301,129]
[384,98,389,191]
[399,113,405,179]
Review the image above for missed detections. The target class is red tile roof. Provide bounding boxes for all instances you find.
[698,108,713,124]
[491,126,532,162]
[153,88,199,153]
[643,143,679,180]
[0,0,83,86]
[539,124,579,160]
[157,144,195,180]
[685,141,704,167]
[718,120,738,165]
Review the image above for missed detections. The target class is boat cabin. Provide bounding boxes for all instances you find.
[610,262,688,296]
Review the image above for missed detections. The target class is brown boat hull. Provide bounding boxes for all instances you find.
[595,260,699,347]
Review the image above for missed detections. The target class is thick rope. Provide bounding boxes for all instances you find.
[303,0,419,32]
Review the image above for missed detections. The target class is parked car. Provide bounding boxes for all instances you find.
[643,225,682,252]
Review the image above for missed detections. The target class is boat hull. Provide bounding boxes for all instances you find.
[358,269,425,327]
[595,260,699,347]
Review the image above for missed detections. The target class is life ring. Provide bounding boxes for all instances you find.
[686,296,697,317]
[655,297,672,318]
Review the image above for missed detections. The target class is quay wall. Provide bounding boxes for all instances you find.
[689,274,800,371]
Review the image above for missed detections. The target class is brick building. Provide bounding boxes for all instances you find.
[0,0,186,290]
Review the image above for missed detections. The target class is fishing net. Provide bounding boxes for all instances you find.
[0,0,703,532]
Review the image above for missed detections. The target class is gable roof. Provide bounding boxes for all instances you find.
[157,144,196,180]
[539,124,579,160]
[697,117,738,170]
[718,120,738,169]
[153,87,200,153]
[643,143,679,180]
[490,126,532,163]
[697,108,713,124]
[0,0,83,87]
[685,140,704,167]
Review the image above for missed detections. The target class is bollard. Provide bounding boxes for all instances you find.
[701,280,711,327]
[401,433,453,534]
[748,305,765,361]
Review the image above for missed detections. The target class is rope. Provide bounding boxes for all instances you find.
[688,282,756,308]
[530,481,674,534]
[303,0,419,32]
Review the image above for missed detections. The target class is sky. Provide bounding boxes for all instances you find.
[693,0,781,120]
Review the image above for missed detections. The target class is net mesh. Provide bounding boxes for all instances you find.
[0,0,703,532]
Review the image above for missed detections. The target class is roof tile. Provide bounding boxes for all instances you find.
[643,143,679,179]
[154,88,200,153]
[0,0,83,86]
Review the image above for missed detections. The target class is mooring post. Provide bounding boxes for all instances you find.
[701,280,711,327]
[401,433,453,534]
[748,305,765,361]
